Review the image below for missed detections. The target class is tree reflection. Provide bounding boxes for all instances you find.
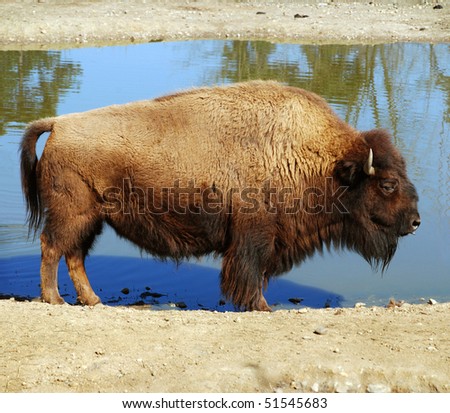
[0,50,82,136]
[216,40,302,82]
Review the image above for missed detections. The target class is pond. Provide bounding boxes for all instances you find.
[0,40,449,310]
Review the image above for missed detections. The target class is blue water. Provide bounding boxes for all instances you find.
[0,41,449,309]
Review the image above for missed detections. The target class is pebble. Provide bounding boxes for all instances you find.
[141,291,164,299]
[367,383,391,393]
[386,298,404,308]
[313,326,328,335]
[311,382,320,392]
[175,301,187,309]
[428,298,438,305]
[334,382,351,393]
[290,381,299,390]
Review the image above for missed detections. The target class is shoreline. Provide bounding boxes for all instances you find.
[0,1,449,50]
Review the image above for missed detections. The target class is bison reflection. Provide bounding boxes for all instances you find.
[20,81,420,311]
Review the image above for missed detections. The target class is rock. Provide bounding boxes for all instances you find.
[121,288,130,295]
[294,14,309,19]
[290,380,299,390]
[387,298,404,308]
[311,382,320,392]
[334,382,350,393]
[175,301,187,309]
[140,291,164,299]
[367,383,391,393]
[428,298,438,305]
[288,297,303,305]
[354,302,366,308]
[314,326,328,335]
[433,5,443,10]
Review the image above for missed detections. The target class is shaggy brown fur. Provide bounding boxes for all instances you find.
[20,81,420,310]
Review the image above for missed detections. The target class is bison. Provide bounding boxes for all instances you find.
[20,81,420,311]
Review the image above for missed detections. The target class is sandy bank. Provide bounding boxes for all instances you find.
[0,1,449,49]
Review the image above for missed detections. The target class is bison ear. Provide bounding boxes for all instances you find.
[335,160,362,186]
[335,149,376,185]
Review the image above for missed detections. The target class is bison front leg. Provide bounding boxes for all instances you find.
[221,247,272,312]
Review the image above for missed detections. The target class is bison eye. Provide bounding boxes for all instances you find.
[379,179,398,194]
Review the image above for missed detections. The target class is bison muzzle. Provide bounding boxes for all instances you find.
[20,81,420,311]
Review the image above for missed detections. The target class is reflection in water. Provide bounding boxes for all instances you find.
[0,50,82,135]
[0,41,448,307]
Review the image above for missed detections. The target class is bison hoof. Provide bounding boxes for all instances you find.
[246,296,272,312]
[255,303,273,312]
[77,294,101,307]
[41,293,65,305]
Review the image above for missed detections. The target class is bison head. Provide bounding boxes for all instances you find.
[334,129,420,270]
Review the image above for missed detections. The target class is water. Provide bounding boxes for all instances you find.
[0,41,449,309]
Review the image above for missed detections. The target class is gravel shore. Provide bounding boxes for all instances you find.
[0,1,449,49]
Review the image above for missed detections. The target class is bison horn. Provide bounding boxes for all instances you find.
[364,148,376,176]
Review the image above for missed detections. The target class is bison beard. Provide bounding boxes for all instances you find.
[341,218,398,271]
[20,81,420,311]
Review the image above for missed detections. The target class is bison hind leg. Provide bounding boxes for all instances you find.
[65,220,103,306]
[40,214,103,306]
[40,231,65,305]
[65,250,101,306]
[39,169,104,305]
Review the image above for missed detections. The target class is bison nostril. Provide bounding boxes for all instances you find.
[412,218,421,230]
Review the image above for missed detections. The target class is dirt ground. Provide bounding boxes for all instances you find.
[0,0,449,49]
[1,299,449,393]
[1,0,449,394]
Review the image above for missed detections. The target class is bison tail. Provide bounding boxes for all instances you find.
[20,118,55,236]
